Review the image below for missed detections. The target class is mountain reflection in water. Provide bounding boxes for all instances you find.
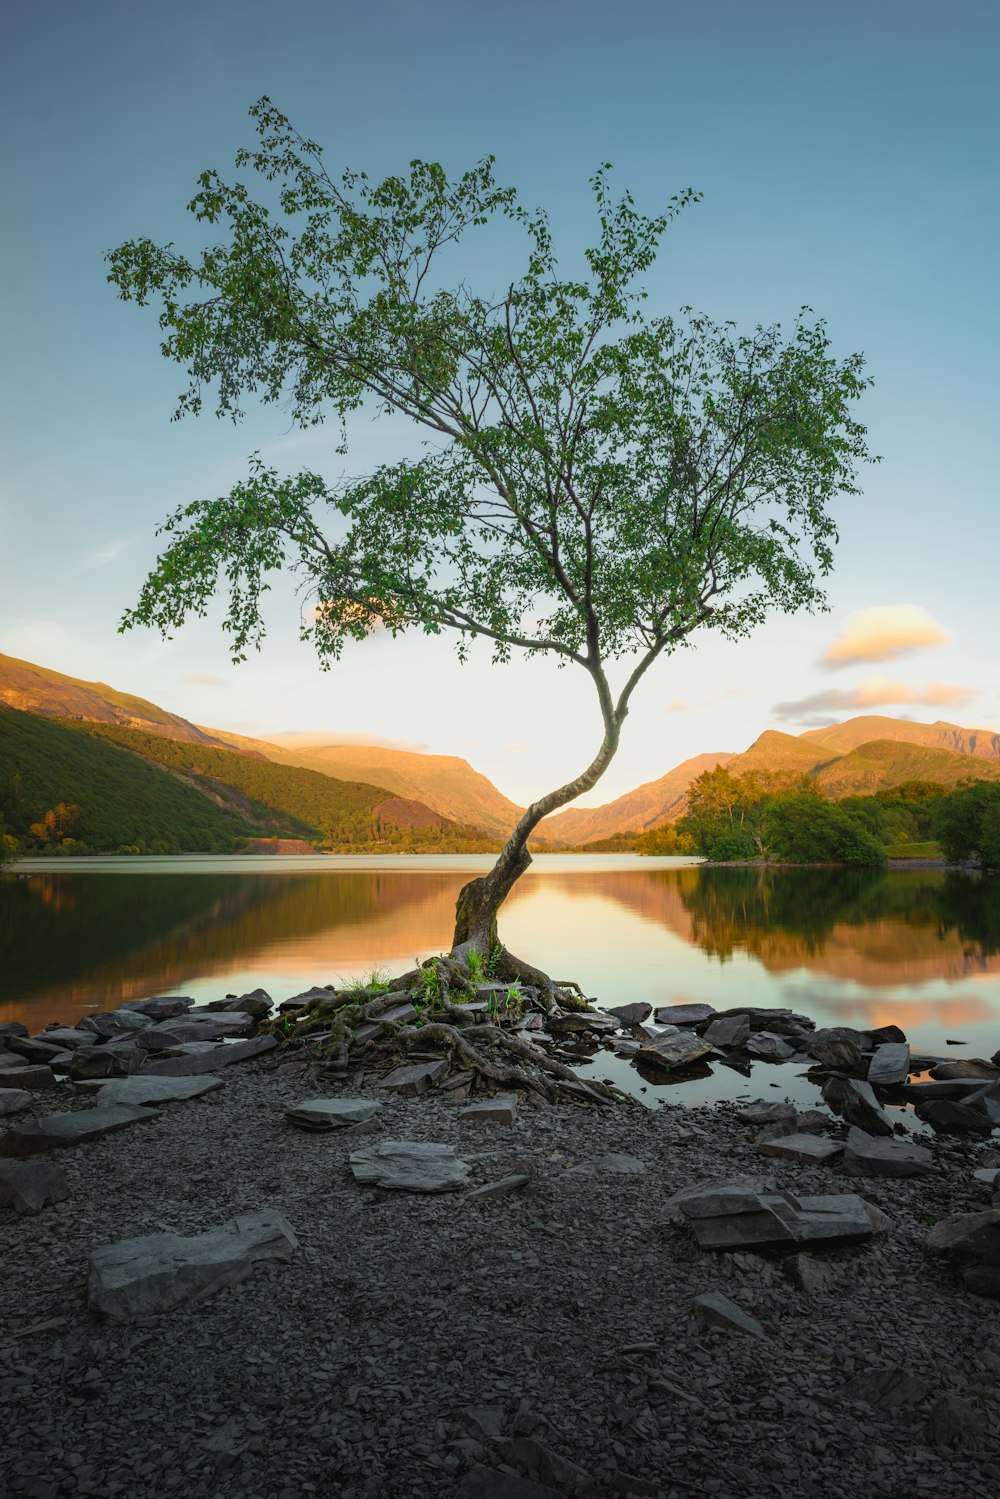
[4,861,1000,1087]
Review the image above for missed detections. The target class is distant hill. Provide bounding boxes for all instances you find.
[206,729,529,840]
[812,738,1000,797]
[543,752,733,845]
[802,715,1000,762]
[0,652,237,750]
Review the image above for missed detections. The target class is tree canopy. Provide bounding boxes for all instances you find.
[108,99,877,963]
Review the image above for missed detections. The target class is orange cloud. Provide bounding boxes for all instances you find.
[773,675,974,721]
[825,605,949,668]
[183,673,228,688]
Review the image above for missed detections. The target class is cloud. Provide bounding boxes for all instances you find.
[79,537,134,571]
[824,605,949,668]
[184,673,229,688]
[665,697,689,713]
[501,743,530,754]
[773,675,974,722]
[665,687,745,714]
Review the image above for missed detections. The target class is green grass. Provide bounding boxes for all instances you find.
[883,840,942,860]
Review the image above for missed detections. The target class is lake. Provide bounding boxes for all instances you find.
[4,855,1000,1110]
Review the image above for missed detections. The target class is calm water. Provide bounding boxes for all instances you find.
[4,855,1000,1110]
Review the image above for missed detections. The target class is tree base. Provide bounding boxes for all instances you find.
[261,949,629,1105]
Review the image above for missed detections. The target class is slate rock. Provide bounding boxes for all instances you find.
[35,1027,94,1049]
[144,1034,277,1076]
[87,1210,299,1321]
[376,1060,449,1095]
[285,1097,382,1131]
[605,1002,652,1027]
[870,1023,907,1045]
[458,1095,518,1125]
[758,1133,844,1165]
[121,996,196,1021]
[465,1175,532,1201]
[79,1008,155,1038]
[713,1006,814,1036]
[96,1074,223,1108]
[0,1065,56,1090]
[929,1058,1000,1081]
[179,1010,254,1033]
[739,1101,796,1126]
[746,1031,796,1061]
[349,1139,471,1192]
[0,1089,32,1116]
[899,1080,988,1102]
[0,1105,161,1158]
[805,1028,866,1073]
[693,1291,767,1339]
[568,1153,645,1176]
[927,1208,1000,1267]
[69,1045,147,1080]
[653,1003,716,1028]
[5,1038,73,1069]
[674,1182,887,1250]
[867,1042,911,1086]
[548,1012,615,1035]
[0,1160,70,1215]
[961,1263,1000,1299]
[839,1366,930,1410]
[139,1017,251,1046]
[842,1127,933,1178]
[782,1253,839,1293]
[703,1014,751,1049]
[821,1076,894,1136]
[637,1029,712,1070]
[926,1394,988,1447]
[0,1021,29,1038]
[204,989,273,1019]
[915,1099,994,1135]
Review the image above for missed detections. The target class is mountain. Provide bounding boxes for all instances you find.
[802,715,1000,762]
[205,730,528,839]
[543,752,733,845]
[0,652,237,750]
[812,738,1000,797]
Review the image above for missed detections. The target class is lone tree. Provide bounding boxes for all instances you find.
[109,98,875,1007]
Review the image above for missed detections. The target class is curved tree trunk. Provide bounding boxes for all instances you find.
[451,721,622,956]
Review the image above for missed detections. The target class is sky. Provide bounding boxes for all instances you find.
[2,0,998,806]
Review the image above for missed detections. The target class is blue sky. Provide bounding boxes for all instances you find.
[2,0,998,803]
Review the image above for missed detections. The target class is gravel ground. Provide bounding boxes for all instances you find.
[2,1058,999,1499]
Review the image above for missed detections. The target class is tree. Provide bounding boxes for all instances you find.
[933,781,1000,867]
[762,792,885,866]
[108,98,875,1002]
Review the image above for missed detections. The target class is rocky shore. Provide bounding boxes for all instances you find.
[1,993,999,1499]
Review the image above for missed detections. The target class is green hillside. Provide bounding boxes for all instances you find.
[0,706,269,853]
[813,739,1000,797]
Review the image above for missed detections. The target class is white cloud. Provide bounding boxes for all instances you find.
[773,675,974,721]
[824,605,949,667]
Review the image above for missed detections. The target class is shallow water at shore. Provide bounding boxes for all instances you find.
[4,855,1000,1109]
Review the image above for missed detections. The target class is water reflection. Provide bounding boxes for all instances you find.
[3,862,1000,1104]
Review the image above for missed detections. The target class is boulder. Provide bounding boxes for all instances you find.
[0,1021,29,1038]
[121,996,196,1021]
[35,1027,94,1049]
[376,1060,449,1095]
[712,1006,814,1036]
[87,1210,299,1321]
[203,989,273,1019]
[703,1014,751,1049]
[867,1043,911,1086]
[178,1010,254,1034]
[673,1182,889,1251]
[821,1076,894,1136]
[5,1037,74,1067]
[915,1099,994,1135]
[0,1089,32,1116]
[143,1034,277,1076]
[285,1097,382,1131]
[929,1059,1000,1082]
[805,1029,866,1073]
[548,1012,615,1035]
[138,1017,251,1045]
[0,1065,56,1090]
[0,1161,70,1215]
[745,1032,795,1061]
[458,1095,518,1125]
[96,1075,223,1108]
[899,1080,989,1102]
[69,1045,147,1081]
[0,1105,161,1158]
[653,1004,716,1028]
[739,1101,796,1126]
[927,1209,1000,1267]
[870,1023,907,1045]
[79,1009,155,1038]
[693,1291,767,1339]
[842,1127,933,1178]
[605,1002,652,1027]
[637,1029,712,1070]
[758,1134,844,1165]
[349,1139,471,1192]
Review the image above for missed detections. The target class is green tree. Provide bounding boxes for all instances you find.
[933,781,1000,867]
[762,791,885,865]
[108,99,875,993]
[680,766,779,859]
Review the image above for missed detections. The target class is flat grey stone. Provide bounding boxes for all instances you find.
[548,1011,615,1035]
[87,1210,299,1321]
[0,1105,161,1158]
[739,1101,797,1125]
[0,1161,70,1214]
[568,1152,645,1176]
[0,1089,32,1116]
[465,1175,532,1201]
[929,1058,1000,1081]
[121,996,196,1021]
[867,1042,910,1086]
[821,1076,895,1136]
[746,1031,796,1061]
[96,1075,223,1107]
[79,1009,155,1038]
[653,1003,716,1028]
[758,1133,844,1164]
[458,1095,518,1125]
[927,1208,1000,1267]
[693,1291,768,1339]
[143,1034,277,1076]
[349,1139,471,1192]
[638,1029,712,1070]
[842,1127,933,1178]
[676,1182,887,1250]
[704,1014,751,1049]
[68,1045,146,1080]
[375,1060,449,1095]
[0,1065,56,1090]
[285,1097,382,1131]
[713,1006,813,1036]
[160,1013,253,1039]
[6,1036,75,1065]
[605,1002,652,1026]
[0,1022,28,1038]
[34,1028,94,1049]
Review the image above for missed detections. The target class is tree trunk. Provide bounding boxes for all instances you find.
[451,721,622,956]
